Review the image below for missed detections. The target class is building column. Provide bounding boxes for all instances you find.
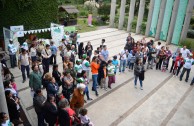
[127,0,136,32]
[155,0,167,40]
[109,0,117,27]
[180,0,194,40]
[136,0,146,34]
[118,0,126,30]
[145,0,155,36]
[166,0,180,44]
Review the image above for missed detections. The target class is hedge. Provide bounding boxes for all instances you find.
[0,0,58,38]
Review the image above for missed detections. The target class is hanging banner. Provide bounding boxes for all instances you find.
[10,25,24,37]
[23,31,28,34]
[51,23,64,47]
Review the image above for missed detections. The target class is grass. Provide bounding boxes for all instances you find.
[76,18,97,33]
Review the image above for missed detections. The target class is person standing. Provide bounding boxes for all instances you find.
[134,58,145,90]
[52,64,62,87]
[101,45,109,62]
[156,46,166,70]
[18,49,30,83]
[50,41,58,65]
[47,77,59,97]
[119,47,128,73]
[180,46,190,59]
[180,54,194,82]
[42,44,52,74]
[85,41,93,59]
[70,83,85,115]
[147,45,156,69]
[29,43,37,65]
[91,56,100,96]
[33,89,47,126]
[170,48,180,73]
[29,65,42,92]
[59,39,67,62]
[43,94,58,126]
[82,54,90,79]
[173,53,184,77]
[165,47,172,70]
[78,42,84,59]
[8,39,17,68]
[37,41,45,56]
[107,60,115,89]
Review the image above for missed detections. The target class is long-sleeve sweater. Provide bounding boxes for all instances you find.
[91,62,100,74]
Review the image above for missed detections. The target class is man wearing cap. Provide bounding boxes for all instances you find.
[74,59,83,74]
[101,45,109,62]
[180,53,194,82]
[70,83,85,115]
[8,39,17,68]
[82,54,90,79]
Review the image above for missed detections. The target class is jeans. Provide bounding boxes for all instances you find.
[170,61,175,73]
[156,58,163,70]
[37,112,46,126]
[84,86,90,99]
[9,54,16,68]
[21,65,30,81]
[92,74,98,94]
[134,75,143,87]
[191,77,194,84]
[50,54,56,64]
[43,58,50,74]
[129,63,134,70]
[147,58,155,69]
[119,60,126,72]
[180,68,191,81]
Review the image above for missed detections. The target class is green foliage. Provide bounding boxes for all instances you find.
[132,20,137,29]
[191,24,194,30]
[180,38,194,50]
[98,4,111,16]
[92,19,98,26]
[190,17,194,25]
[141,22,146,34]
[15,0,35,10]
[187,30,194,38]
[0,0,58,38]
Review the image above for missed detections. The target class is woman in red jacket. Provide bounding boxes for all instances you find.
[173,53,184,77]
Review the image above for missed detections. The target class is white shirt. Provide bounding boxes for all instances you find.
[30,47,37,57]
[180,48,190,59]
[41,49,52,58]
[120,49,128,60]
[8,43,17,55]
[18,54,30,66]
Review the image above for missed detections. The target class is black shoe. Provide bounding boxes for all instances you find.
[108,86,112,89]
[185,80,188,82]
[84,100,87,103]
[180,78,182,81]
[22,80,26,83]
[96,93,99,96]
[87,98,93,101]
[190,83,193,86]
[92,88,95,91]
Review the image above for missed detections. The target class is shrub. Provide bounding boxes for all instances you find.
[180,39,194,50]
[191,24,194,30]
[141,22,146,34]
[98,4,111,15]
[92,19,98,26]
[187,30,194,38]
[132,20,137,30]
[190,17,194,25]
[101,15,109,22]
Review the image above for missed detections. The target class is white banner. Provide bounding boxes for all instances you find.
[10,25,24,37]
[34,30,38,33]
[51,23,64,47]
[38,29,42,33]
[23,31,28,34]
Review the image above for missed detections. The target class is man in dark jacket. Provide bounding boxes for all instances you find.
[33,89,46,126]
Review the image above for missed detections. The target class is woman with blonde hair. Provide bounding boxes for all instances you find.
[42,72,52,89]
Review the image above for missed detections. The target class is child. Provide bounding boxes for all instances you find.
[79,108,94,126]
[107,60,115,89]
[74,59,83,74]
[81,70,93,101]
[128,53,136,70]
[112,55,119,74]
[99,64,108,91]
[162,57,168,72]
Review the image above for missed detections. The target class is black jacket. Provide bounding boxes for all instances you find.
[43,101,58,124]
[58,108,71,126]
[134,63,144,77]
[33,95,46,113]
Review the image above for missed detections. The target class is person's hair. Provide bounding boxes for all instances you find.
[108,60,112,64]
[158,42,161,45]
[92,56,97,62]
[81,70,86,77]
[58,98,69,108]
[66,45,71,50]
[5,90,11,98]
[179,53,182,56]
[0,112,6,122]
[161,46,165,49]
[113,55,117,60]
[103,45,106,48]
[135,58,140,65]
[3,80,10,88]
[50,41,54,45]
[47,94,54,102]
[53,64,58,71]
[63,71,70,76]
[46,44,50,48]
[79,108,88,116]
[3,67,11,76]
[44,72,52,80]
[35,89,42,94]
[79,42,84,49]
[31,65,37,71]
[10,78,14,82]
[94,50,99,54]
[21,48,26,53]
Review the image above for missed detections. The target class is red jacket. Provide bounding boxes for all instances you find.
[174,56,184,68]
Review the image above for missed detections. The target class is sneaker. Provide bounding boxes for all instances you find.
[96,85,99,88]
[105,88,108,91]
[96,93,99,96]
[185,80,188,82]
[84,100,87,103]
[140,87,143,90]
[134,85,137,89]
[190,83,193,86]
[87,98,93,101]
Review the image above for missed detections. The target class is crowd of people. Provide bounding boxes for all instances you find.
[0,32,194,126]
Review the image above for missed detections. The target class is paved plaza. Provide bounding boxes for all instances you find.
[10,28,194,126]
